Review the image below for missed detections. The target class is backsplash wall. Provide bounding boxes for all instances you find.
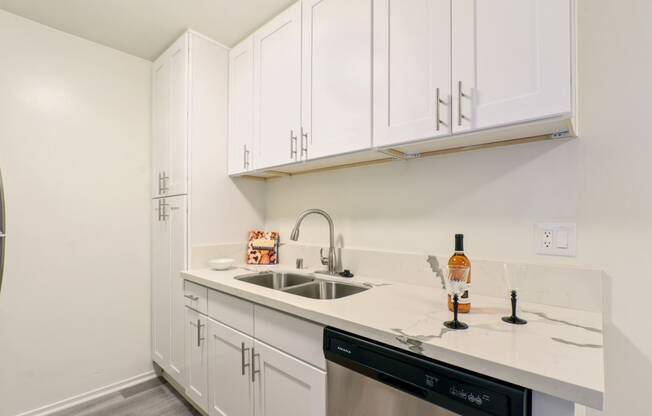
[264,138,579,266]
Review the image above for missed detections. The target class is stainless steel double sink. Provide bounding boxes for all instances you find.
[235,272,369,300]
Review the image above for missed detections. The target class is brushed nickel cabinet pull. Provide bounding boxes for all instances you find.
[159,199,169,221]
[457,81,469,127]
[197,319,205,347]
[436,88,447,131]
[184,294,199,301]
[300,127,308,160]
[241,342,250,376]
[290,130,298,160]
[242,144,249,170]
[251,347,260,382]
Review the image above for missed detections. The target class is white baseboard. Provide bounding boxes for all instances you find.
[14,370,157,416]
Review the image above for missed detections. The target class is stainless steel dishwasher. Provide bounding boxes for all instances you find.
[324,327,532,416]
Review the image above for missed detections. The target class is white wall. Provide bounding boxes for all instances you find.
[265,1,651,414]
[0,10,152,416]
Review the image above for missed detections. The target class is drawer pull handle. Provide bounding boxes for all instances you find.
[184,294,199,301]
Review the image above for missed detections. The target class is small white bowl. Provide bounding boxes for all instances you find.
[209,258,235,271]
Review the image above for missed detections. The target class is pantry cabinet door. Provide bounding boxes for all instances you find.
[152,35,188,196]
[151,199,171,369]
[207,319,255,416]
[302,0,373,159]
[228,36,255,175]
[253,3,302,169]
[254,341,326,416]
[186,308,209,412]
[374,0,452,147]
[452,0,572,133]
[168,196,187,387]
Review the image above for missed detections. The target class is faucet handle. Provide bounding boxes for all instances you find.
[320,248,329,266]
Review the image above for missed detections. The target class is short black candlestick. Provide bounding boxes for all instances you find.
[502,290,527,325]
[444,294,469,330]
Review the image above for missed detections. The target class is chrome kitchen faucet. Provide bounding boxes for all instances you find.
[290,209,338,275]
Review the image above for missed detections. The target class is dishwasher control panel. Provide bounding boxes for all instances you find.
[324,328,531,416]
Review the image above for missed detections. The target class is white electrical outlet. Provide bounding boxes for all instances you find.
[535,223,577,257]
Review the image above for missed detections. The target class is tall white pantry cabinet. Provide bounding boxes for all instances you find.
[151,31,229,390]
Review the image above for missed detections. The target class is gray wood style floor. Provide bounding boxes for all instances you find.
[52,377,201,416]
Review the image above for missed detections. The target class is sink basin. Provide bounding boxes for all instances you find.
[283,281,369,300]
[235,272,314,289]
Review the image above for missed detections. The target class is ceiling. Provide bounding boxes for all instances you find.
[0,0,295,60]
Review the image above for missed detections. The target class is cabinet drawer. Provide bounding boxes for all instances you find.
[254,305,325,370]
[184,280,208,314]
[208,289,254,336]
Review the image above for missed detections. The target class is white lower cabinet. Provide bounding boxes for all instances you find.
[186,307,209,412]
[208,318,255,416]
[253,340,326,416]
[186,284,326,416]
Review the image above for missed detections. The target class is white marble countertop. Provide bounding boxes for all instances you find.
[181,265,604,410]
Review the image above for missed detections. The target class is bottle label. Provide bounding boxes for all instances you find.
[458,286,471,305]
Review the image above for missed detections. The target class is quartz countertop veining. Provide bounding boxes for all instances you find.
[181,265,604,410]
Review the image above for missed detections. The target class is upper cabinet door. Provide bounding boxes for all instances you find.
[374,0,452,148]
[452,0,572,133]
[228,36,255,175]
[152,60,171,197]
[254,3,302,169]
[152,35,189,197]
[302,0,373,159]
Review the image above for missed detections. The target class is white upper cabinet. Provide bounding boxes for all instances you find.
[373,0,452,147]
[228,36,255,175]
[452,0,572,133]
[302,0,373,159]
[152,34,188,197]
[254,3,302,169]
[227,0,575,176]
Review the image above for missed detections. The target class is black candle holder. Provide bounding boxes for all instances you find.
[502,290,527,325]
[444,294,468,330]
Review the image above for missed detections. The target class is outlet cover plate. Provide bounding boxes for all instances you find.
[535,223,577,257]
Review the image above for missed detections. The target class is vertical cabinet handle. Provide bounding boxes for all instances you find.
[159,172,169,195]
[158,199,169,221]
[290,130,298,160]
[457,81,469,127]
[300,128,308,160]
[243,145,250,170]
[157,199,169,221]
[436,88,447,131]
[196,319,205,348]
[251,347,260,382]
[241,342,250,376]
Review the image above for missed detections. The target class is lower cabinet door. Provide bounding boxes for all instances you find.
[253,340,326,416]
[185,308,208,411]
[207,318,255,416]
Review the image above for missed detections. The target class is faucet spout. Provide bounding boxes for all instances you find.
[289,209,338,275]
